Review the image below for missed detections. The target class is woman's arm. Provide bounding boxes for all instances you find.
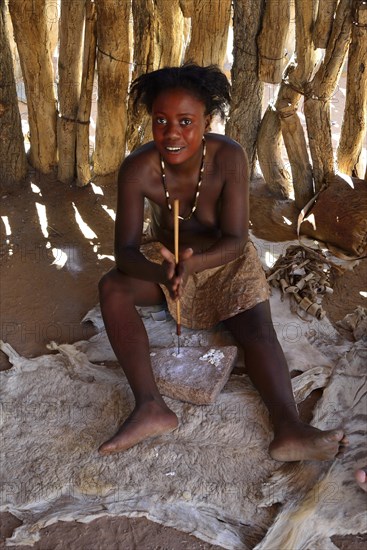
[114,155,168,284]
[186,141,249,274]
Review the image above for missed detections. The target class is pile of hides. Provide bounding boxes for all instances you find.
[0,236,366,549]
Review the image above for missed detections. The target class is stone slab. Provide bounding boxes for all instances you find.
[149,346,238,405]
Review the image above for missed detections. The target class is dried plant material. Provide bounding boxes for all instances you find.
[266,245,338,320]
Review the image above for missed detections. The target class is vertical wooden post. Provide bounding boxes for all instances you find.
[304,0,353,190]
[76,0,97,187]
[313,0,339,48]
[257,0,291,84]
[277,0,319,208]
[0,0,27,187]
[257,1,318,206]
[126,0,155,153]
[337,0,367,178]
[183,0,231,68]
[154,0,184,69]
[93,0,131,178]
[226,0,265,174]
[9,0,57,173]
[57,0,85,184]
[126,0,184,153]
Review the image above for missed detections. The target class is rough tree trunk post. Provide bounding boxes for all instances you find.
[126,0,155,153]
[76,0,97,187]
[304,0,353,191]
[93,0,131,178]
[257,0,290,84]
[277,0,319,208]
[183,0,231,68]
[226,0,265,175]
[8,0,57,173]
[313,0,339,48]
[256,0,292,199]
[0,0,27,187]
[337,0,367,178]
[46,0,59,59]
[57,0,85,184]
[154,0,184,69]
[257,0,318,207]
[126,0,184,152]
[256,105,292,199]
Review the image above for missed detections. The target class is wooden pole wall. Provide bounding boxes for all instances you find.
[337,0,367,178]
[304,0,353,191]
[9,0,57,173]
[93,0,131,177]
[57,0,85,184]
[0,0,27,187]
[76,0,97,186]
[4,0,366,203]
[226,0,265,174]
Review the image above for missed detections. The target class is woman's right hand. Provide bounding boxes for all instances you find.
[160,246,193,300]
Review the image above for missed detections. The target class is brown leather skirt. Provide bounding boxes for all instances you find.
[141,240,269,330]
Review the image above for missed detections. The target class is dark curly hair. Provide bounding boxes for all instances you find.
[130,63,231,121]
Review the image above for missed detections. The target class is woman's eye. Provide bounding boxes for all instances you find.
[181,119,192,126]
[156,117,167,124]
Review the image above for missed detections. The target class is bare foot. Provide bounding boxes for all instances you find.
[98,400,178,456]
[269,423,348,462]
[355,468,367,492]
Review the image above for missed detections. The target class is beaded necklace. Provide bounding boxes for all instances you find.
[160,138,206,221]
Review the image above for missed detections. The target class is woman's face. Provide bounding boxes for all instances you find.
[151,88,210,165]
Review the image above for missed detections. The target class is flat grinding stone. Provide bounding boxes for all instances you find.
[149,346,238,405]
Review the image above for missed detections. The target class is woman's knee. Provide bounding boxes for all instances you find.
[225,300,277,344]
[98,269,132,300]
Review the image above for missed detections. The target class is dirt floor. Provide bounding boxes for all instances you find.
[1,170,366,549]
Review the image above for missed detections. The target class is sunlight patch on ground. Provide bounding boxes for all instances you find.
[360,291,367,299]
[97,254,114,261]
[90,182,104,195]
[1,215,12,236]
[35,202,49,238]
[51,247,68,269]
[30,183,42,195]
[1,216,13,255]
[101,205,116,220]
[72,202,98,239]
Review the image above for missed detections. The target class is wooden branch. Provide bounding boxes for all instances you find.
[304,0,353,190]
[179,0,193,18]
[337,0,367,178]
[184,0,231,68]
[9,0,57,173]
[76,0,97,187]
[57,0,85,184]
[257,0,290,83]
[275,0,319,209]
[313,0,339,48]
[126,0,155,153]
[256,106,292,199]
[93,0,131,177]
[226,0,265,174]
[154,0,184,68]
[0,0,27,187]
[257,1,316,207]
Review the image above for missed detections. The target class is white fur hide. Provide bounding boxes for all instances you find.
[1,284,366,549]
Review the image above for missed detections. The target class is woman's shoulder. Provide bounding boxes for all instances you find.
[205,133,247,161]
[119,141,158,176]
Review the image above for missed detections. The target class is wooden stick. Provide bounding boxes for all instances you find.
[173,200,181,353]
